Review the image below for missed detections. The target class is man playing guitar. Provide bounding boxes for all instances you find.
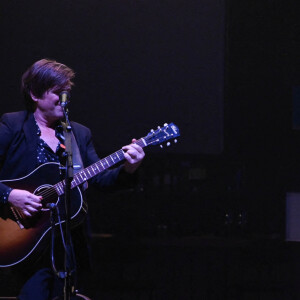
[0,58,145,299]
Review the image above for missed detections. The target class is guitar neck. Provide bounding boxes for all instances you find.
[54,138,146,195]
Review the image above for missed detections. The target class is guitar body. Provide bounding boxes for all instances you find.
[0,162,84,267]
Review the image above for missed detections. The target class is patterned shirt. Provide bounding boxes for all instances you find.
[1,119,62,204]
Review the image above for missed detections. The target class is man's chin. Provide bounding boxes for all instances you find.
[56,109,65,118]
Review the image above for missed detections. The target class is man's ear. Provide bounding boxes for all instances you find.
[30,91,39,102]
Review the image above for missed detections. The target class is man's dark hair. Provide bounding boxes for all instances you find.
[21,58,75,111]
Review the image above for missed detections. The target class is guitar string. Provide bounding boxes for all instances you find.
[34,159,115,201]
[34,160,112,202]
[33,145,140,201]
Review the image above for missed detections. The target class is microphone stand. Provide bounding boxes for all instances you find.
[59,107,91,300]
[61,106,75,300]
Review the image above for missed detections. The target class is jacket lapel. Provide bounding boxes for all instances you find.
[23,112,39,172]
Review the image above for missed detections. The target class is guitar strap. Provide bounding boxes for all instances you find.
[71,131,88,191]
[58,121,88,191]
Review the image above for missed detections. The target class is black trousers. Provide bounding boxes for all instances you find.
[18,267,64,300]
[17,222,91,300]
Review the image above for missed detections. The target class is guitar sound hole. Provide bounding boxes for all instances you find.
[34,185,58,209]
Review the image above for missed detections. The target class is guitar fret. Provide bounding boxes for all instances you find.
[91,166,97,174]
[76,174,81,184]
[86,168,92,177]
[95,162,102,172]
[100,161,105,169]
[71,180,76,189]
[78,172,84,181]
[79,171,87,182]
[59,182,65,195]
[139,138,146,147]
[53,184,59,194]
[89,166,94,174]
[104,158,110,167]
[73,175,80,186]
[108,156,114,165]
[60,182,65,194]
[54,183,62,195]
[83,171,88,180]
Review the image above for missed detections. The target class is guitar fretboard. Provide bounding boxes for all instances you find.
[54,139,146,196]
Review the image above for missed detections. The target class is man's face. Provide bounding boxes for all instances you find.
[34,86,70,122]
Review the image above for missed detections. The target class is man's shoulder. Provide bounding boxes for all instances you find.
[70,121,93,143]
[2,110,28,119]
[70,121,91,134]
[1,111,29,126]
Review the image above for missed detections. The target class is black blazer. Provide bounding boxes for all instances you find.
[0,111,126,198]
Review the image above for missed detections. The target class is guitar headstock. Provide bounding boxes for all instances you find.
[143,123,180,148]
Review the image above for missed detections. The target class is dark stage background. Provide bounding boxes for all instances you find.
[2,0,300,299]
[0,0,224,155]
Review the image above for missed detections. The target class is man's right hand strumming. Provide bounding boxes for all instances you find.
[8,189,43,217]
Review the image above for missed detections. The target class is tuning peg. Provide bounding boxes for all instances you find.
[164,123,168,127]
[160,145,164,148]
[167,142,171,147]
[151,129,154,133]
[157,126,161,129]
[174,139,178,143]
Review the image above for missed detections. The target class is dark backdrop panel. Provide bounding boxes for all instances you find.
[0,0,224,154]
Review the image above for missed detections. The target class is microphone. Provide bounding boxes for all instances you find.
[59,91,70,108]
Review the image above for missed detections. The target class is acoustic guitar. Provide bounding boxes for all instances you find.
[0,123,180,267]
